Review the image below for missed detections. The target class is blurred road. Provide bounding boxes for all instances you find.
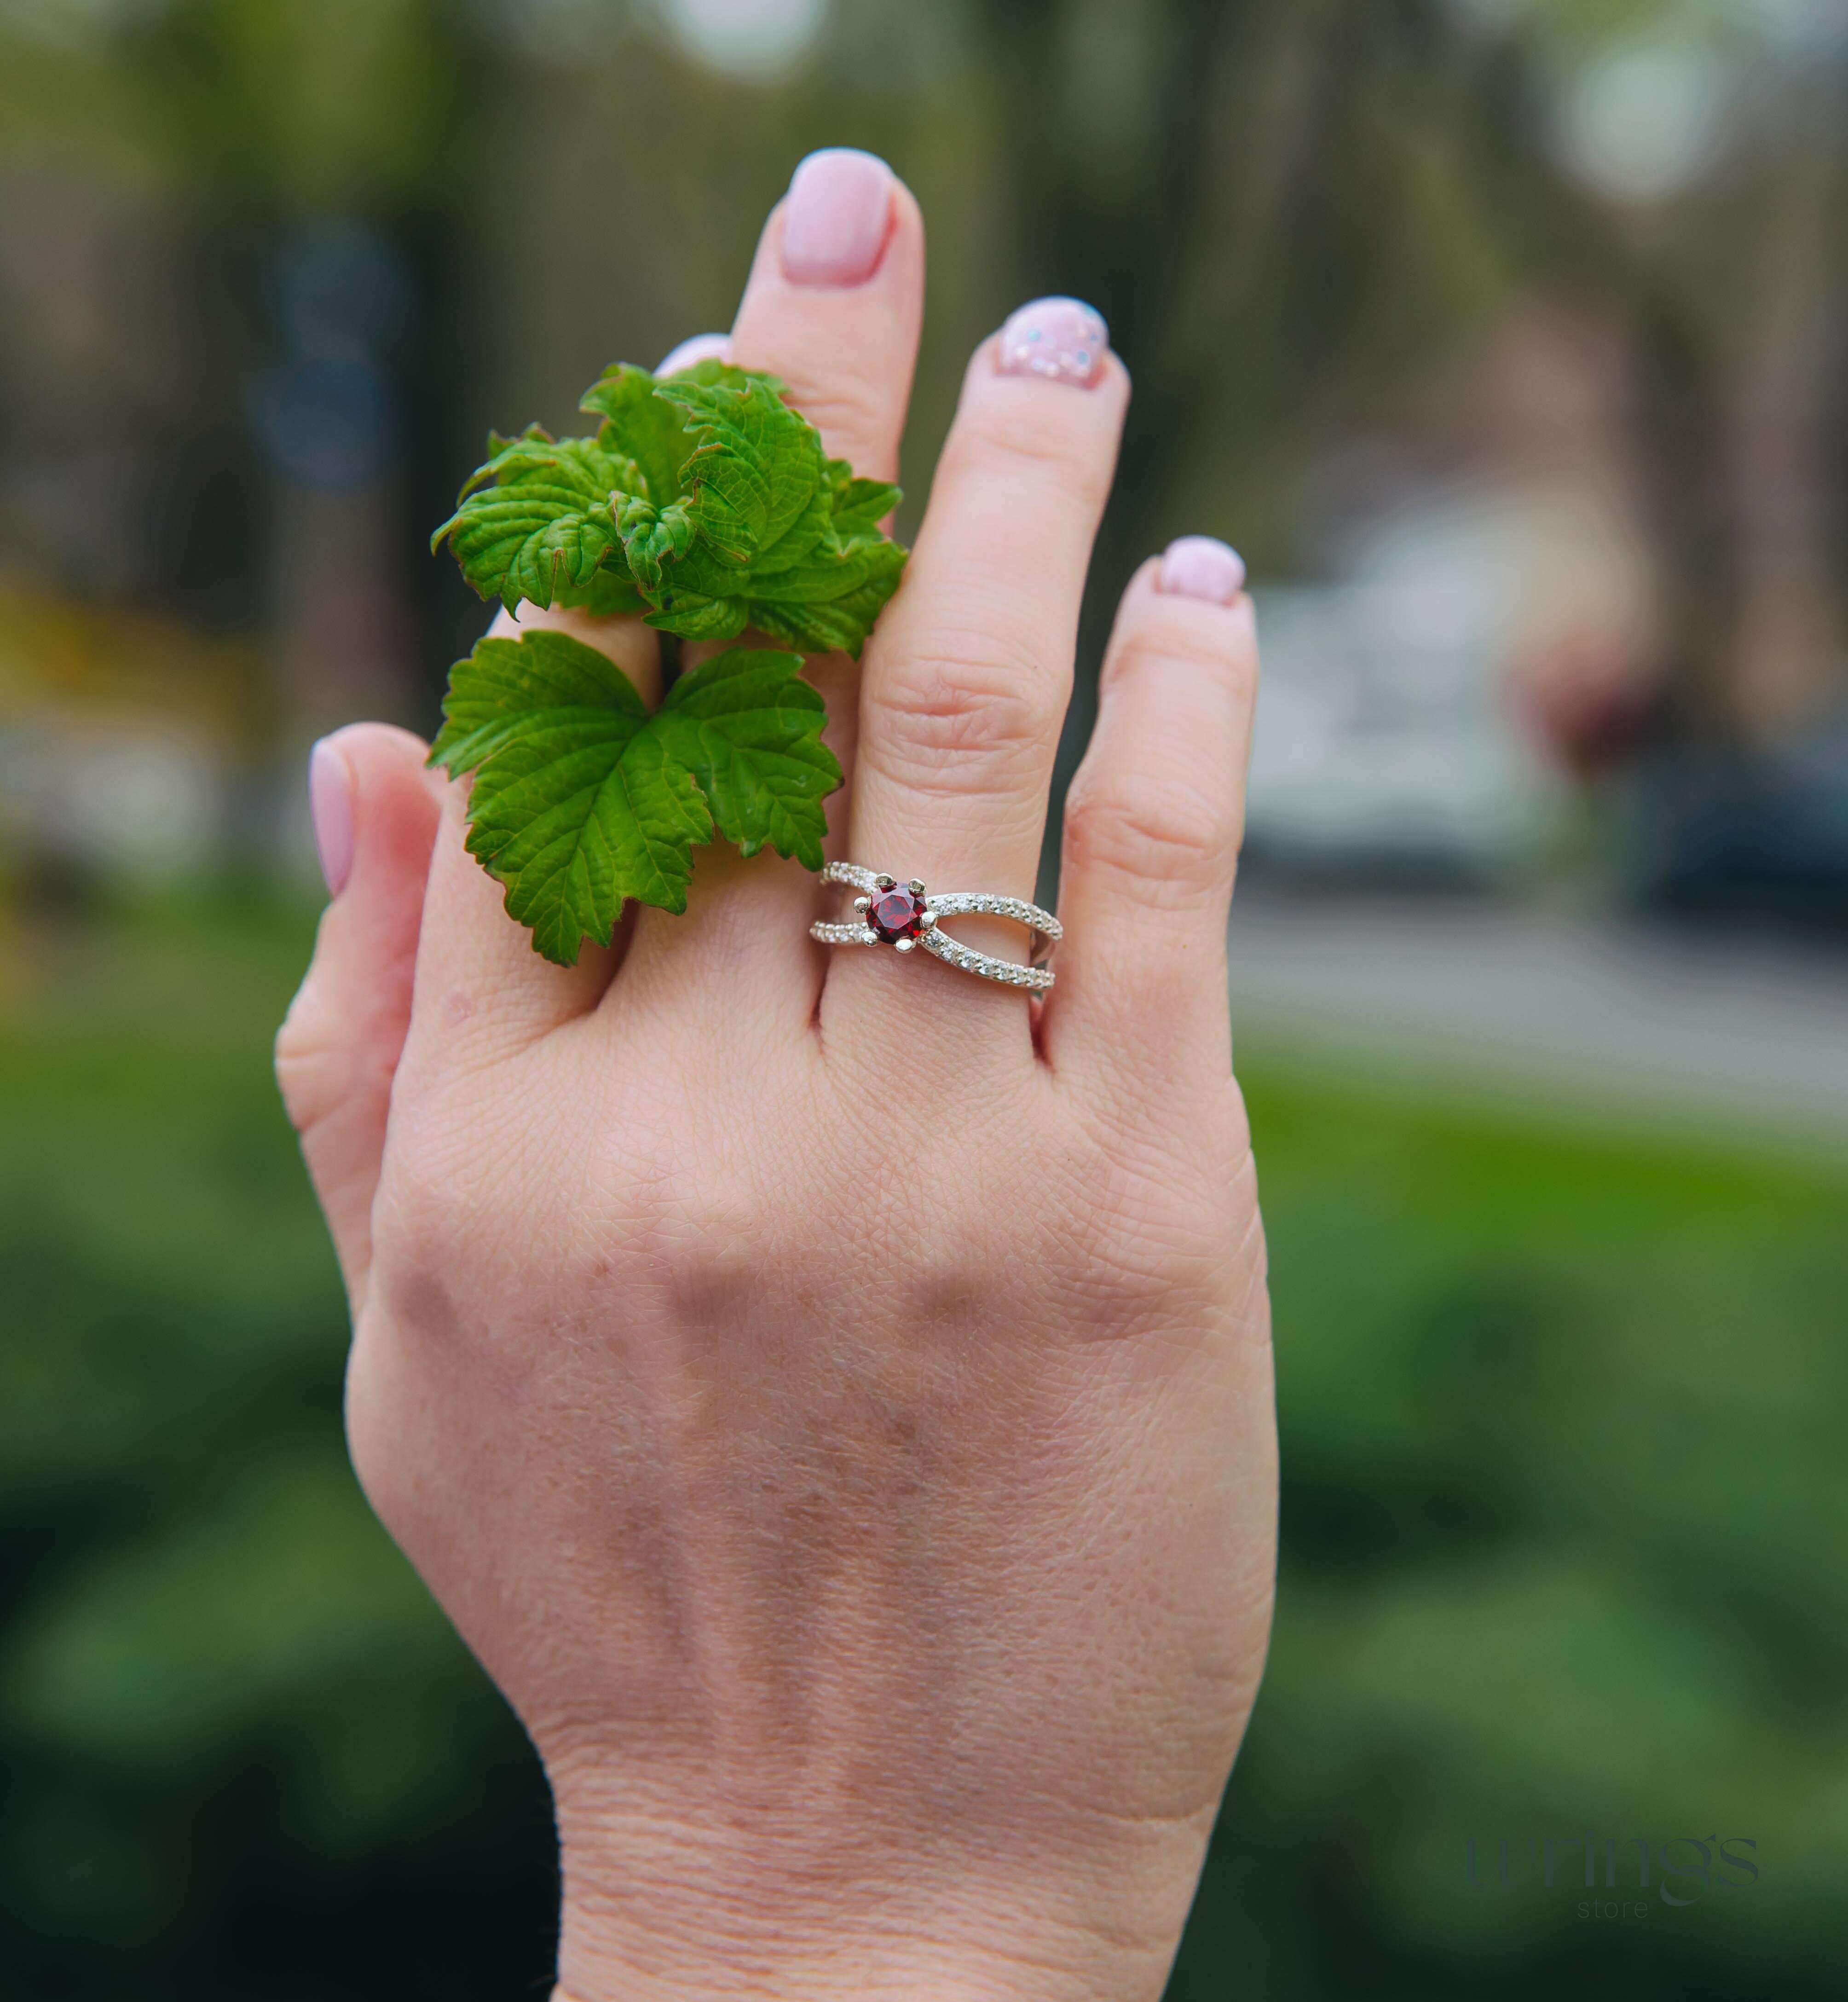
[1227,895,1848,1144]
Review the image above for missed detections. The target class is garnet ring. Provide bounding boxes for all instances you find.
[810,862,1061,992]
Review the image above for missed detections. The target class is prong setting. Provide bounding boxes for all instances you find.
[919,910,937,930]
[893,937,917,953]
[861,873,929,947]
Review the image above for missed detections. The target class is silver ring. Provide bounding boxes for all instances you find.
[811,862,1060,991]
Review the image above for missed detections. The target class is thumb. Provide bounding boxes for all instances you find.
[276,723,441,1313]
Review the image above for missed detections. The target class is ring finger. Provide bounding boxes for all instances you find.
[826,298,1128,1049]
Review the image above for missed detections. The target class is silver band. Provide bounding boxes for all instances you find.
[811,862,1060,992]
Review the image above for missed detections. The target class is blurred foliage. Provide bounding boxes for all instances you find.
[0,0,1588,706]
[5,0,1842,759]
[0,901,554,1998]
[0,0,458,204]
[1180,1059,1848,1998]
[1,899,1843,1997]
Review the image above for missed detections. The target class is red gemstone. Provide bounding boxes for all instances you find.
[867,882,925,943]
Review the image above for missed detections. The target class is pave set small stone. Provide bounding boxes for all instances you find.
[811,862,1059,992]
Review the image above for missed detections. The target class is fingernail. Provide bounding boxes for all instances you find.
[654,331,732,376]
[1158,535,1247,604]
[994,297,1109,387]
[780,149,894,288]
[308,738,353,898]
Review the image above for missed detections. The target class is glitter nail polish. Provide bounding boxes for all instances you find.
[995,297,1109,387]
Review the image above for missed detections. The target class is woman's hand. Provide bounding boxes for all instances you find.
[276,149,1273,2002]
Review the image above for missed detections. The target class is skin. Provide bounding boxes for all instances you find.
[276,162,1275,2002]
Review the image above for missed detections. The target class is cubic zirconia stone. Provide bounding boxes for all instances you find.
[868,882,926,943]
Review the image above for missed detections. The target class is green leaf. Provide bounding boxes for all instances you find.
[434,359,908,663]
[826,456,901,540]
[655,372,831,569]
[633,379,908,655]
[614,492,698,595]
[429,629,841,965]
[745,540,911,655]
[428,619,647,770]
[578,362,692,508]
[635,585,751,646]
[653,645,839,870]
[432,427,646,617]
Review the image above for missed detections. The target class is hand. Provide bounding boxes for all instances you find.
[277,149,1273,2002]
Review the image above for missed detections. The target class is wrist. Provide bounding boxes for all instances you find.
[554,1922,1160,2002]
[548,1790,1199,2002]
[554,1915,1171,2002]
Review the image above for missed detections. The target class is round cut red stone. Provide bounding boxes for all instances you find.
[867,882,925,943]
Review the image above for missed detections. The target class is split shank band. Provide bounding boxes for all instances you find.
[810,862,1061,992]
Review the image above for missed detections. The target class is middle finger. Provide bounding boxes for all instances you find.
[616,149,925,1028]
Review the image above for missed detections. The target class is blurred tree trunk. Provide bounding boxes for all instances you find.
[1729,95,1848,744]
[1628,282,1742,745]
[982,0,1411,887]
[1496,39,1848,751]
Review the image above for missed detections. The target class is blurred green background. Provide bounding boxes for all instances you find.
[2,0,1847,1996]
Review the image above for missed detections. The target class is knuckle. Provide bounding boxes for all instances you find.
[1042,1112,1233,1330]
[944,401,1112,511]
[273,992,346,1141]
[367,1102,509,1301]
[1081,1191,1223,1325]
[1064,766,1237,893]
[344,1349,408,1530]
[275,969,410,1157]
[370,1152,467,1287]
[867,631,1063,792]
[780,370,894,464]
[604,1127,767,1325]
[1106,625,1250,694]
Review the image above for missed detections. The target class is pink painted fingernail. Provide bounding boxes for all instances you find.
[1158,536,1247,604]
[780,149,894,288]
[308,738,353,898]
[655,332,732,376]
[994,297,1109,386]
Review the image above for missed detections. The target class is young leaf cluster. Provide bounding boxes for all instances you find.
[428,630,841,966]
[433,359,906,659]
